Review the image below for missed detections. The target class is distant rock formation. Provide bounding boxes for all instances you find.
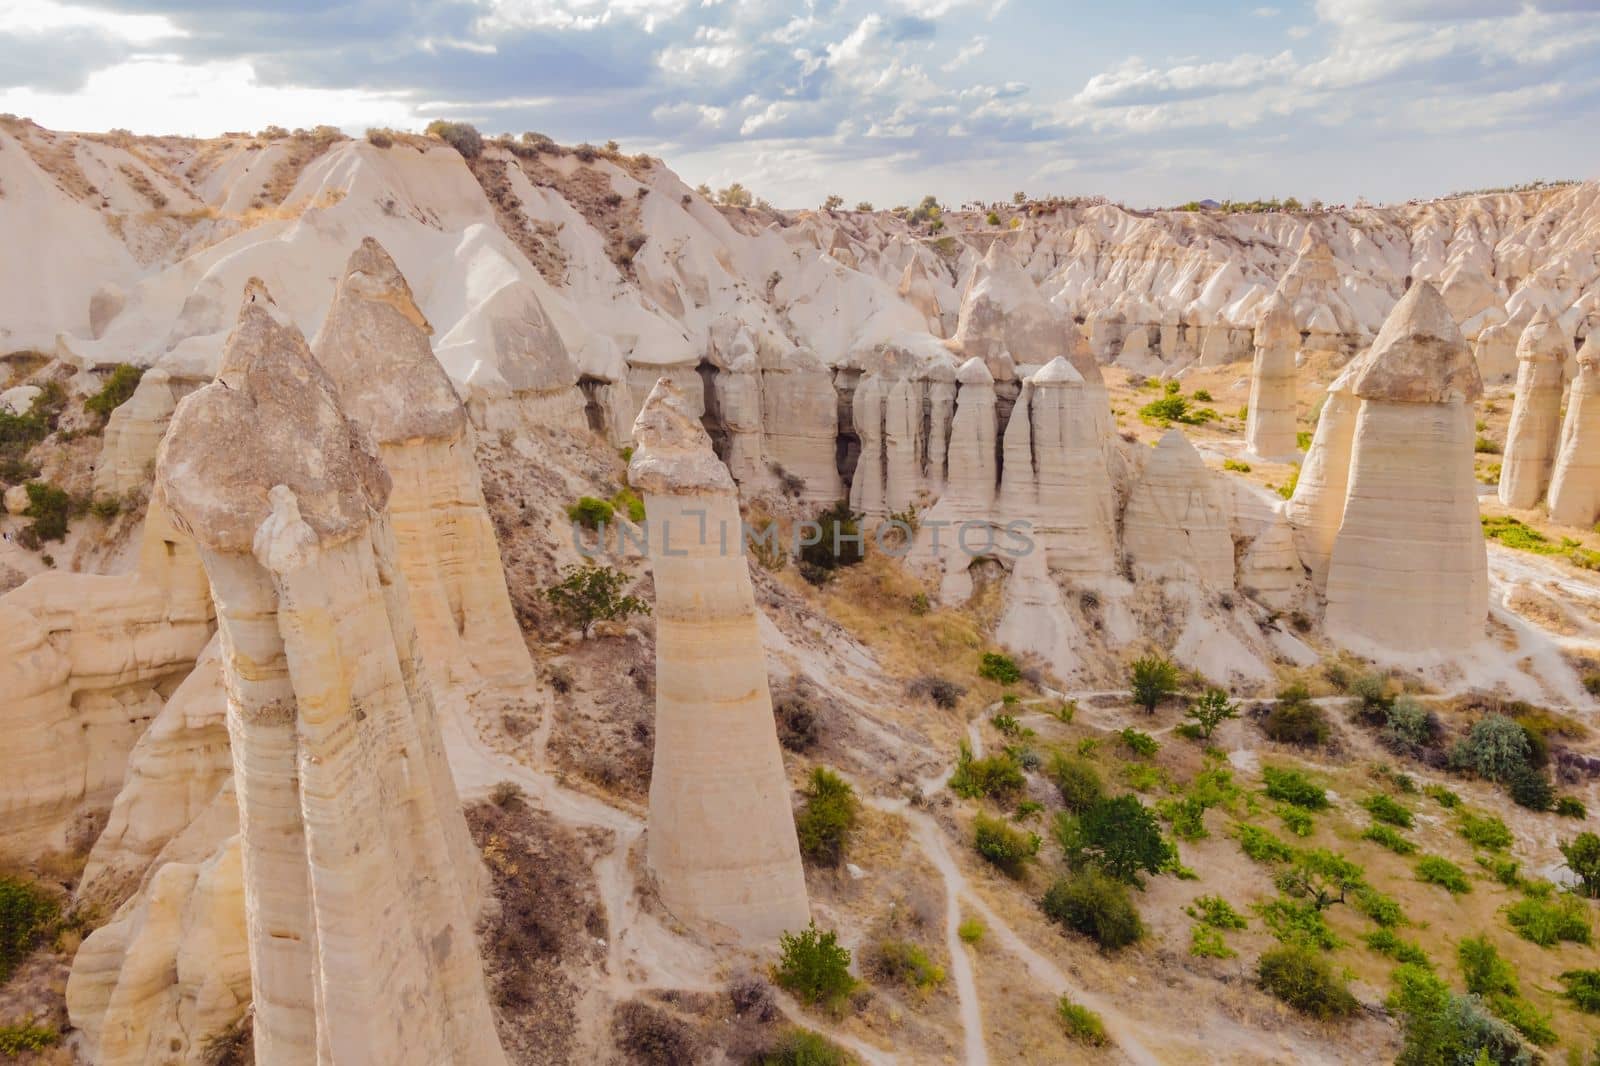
[1245,293,1299,461]
[1323,282,1487,654]
[951,240,1069,380]
[1284,353,1366,593]
[1122,429,1235,588]
[1472,301,1535,385]
[1498,306,1572,509]
[93,368,178,497]
[153,280,507,1065]
[628,377,809,944]
[1548,334,1600,528]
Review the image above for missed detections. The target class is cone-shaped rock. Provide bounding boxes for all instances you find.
[1324,282,1487,654]
[952,240,1069,379]
[1498,306,1572,509]
[1246,292,1299,460]
[1548,334,1600,527]
[1024,357,1118,576]
[156,280,508,1066]
[1122,429,1234,587]
[1284,352,1366,592]
[628,378,810,944]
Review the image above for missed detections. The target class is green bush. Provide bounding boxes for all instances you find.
[947,743,1025,802]
[1066,794,1172,884]
[774,923,856,1008]
[610,486,646,523]
[978,651,1022,685]
[21,480,71,542]
[1380,695,1437,756]
[1190,924,1235,958]
[0,1024,59,1055]
[868,939,944,991]
[84,363,144,423]
[1235,824,1294,864]
[1459,936,1517,996]
[425,119,484,157]
[972,813,1039,878]
[544,564,649,637]
[1040,869,1144,950]
[1047,754,1102,813]
[1363,793,1414,828]
[799,501,865,573]
[1477,855,1522,888]
[1262,686,1330,746]
[1563,832,1600,898]
[1262,766,1328,810]
[1185,894,1247,929]
[957,918,984,944]
[1506,764,1553,811]
[1352,885,1406,928]
[1158,796,1209,841]
[1275,848,1365,912]
[1555,796,1587,819]
[1416,855,1472,894]
[1458,812,1513,851]
[1257,943,1358,1018]
[1129,654,1179,712]
[757,1028,856,1066]
[1505,895,1591,947]
[1183,687,1239,739]
[1559,968,1600,1013]
[1362,824,1417,855]
[1055,997,1108,1046]
[795,768,858,867]
[0,876,58,983]
[1364,928,1430,967]
[1450,714,1531,782]
[1117,727,1159,757]
[1425,784,1462,809]
[1392,972,1532,1066]
[1485,993,1556,1047]
[567,495,616,530]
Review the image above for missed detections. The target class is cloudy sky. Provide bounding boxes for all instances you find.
[1,0,1597,208]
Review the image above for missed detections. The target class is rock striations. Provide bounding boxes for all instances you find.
[1245,292,1299,461]
[1548,334,1600,528]
[1122,429,1235,588]
[1322,282,1487,655]
[1497,305,1572,509]
[628,377,810,945]
[152,281,507,1066]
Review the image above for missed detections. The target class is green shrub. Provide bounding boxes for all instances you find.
[1276,848,1366,911]
[1185,894,1247,929]
[978,651,1022,685]
[868,939,944,990]
[1555,796,1587,819]
[425,119,484,157]
[21,480,71,542]
[972,814,1039,878]
[757,1028,856,1066]
[1378,695,1437,756]
[1563,832,1600,898]
[1257,896,1339,949]
[1129,654,1179,712]
[774,923,856,1008]
[1118,727,1159,758]
[1362,824,1417,855]
[1188,764,1241,810]
[1458,812,1513,851]
[1417,855,1472,894]
[1364,928,1430,967]
[1262,686,1330,746]
[1138,394,1215,426]
[1276,463,1300,499]
[1459,936,1518,996]
[1393,976,1531,1066]
[1363,793,1414,828]
[947,743,1025,802]
[1223,458,1251,472]
[0,1023,59,1055]
[1450,714,1531,782]
[1425,784,1462,809]
[0,875,58,982]
[1055,997,1108,1046]
[1183,687,1239,739]
[1262,766,1328,809]
[567,495,616,530]
[1257,943,1358,1018]
[1158,796,1209,841]
[1067,795,1172,884]
[544,564,649,637]
[1190,924,1235,958]
[1120,762,1167,793]
[1235,824,1294,864]
[1485,993,1557,1047]
[1193,389,1213,402]
[799,501,865,573]
[1505,894,1591,947]
[609,486,646,523]
[1040,869,1144,950]
[1506,764,1553,811]
[795,768,858,867]
[957,918,984,945]
[1477,855,1522,888]
[1559,968,1600,1013]
[1353,885,1406,928]
[1277,804,1314,837]
[84,363,144,422]
[1047,754,1102,812]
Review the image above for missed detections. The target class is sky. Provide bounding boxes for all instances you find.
[1,0,1597,209]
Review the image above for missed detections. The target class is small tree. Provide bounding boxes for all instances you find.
[1562,832,1600,899]
[854,201,873,212]
[821,194,843,212]
[794,768,858,867]
[1069,795,1172,884]
[1129,655,1179,714]
[1274,849,1364,911]
[424,119,483,158]
[1450,714,1531,782]
[1184,687,1239,739]
[545,565,649,638]
[718,182,753,208]
[1012,190,1027,204]
[774,923,856,1008]
[972,814,1040,878]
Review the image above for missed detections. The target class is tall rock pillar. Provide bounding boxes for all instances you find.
[628,378,809,944]
[1548,335,1600,528]
[1498,305,1572,509]
[1245,292,1299,461]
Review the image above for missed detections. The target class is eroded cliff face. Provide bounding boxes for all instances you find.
[1549,335,1600,528]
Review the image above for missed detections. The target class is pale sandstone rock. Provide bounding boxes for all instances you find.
[1285,353,1367,592]
[1547,334,1600,527]
[89,283,127,340]
[760,347,844,505]
[1324,282,1487,654]
[1245,293,1299,461]
[628,377,809,944]
[951,240,1069,380]
[156,280,507,1066]
[2,482,26,514]
[1473,301,1534,385]
[1498,305,1572,509]
[1014,357,1118,577]
[0,498,211,861]
[919,357,997,602]
[898,255,945,336]
[1121,429,1235,587]
[93,368,177,497]
[1238,509,1310,614]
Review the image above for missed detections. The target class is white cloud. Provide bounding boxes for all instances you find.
[0,0,180,43]
[1074,51,1298,106]
[942,36,988,71]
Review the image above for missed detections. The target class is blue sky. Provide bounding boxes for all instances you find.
[1,0,1597,208]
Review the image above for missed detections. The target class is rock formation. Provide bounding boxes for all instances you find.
[0,499,211,861]
[1245,293,1299,461]
[1472,302,1534,384]
[1547,333,1600,528]
[950,240,1068,379]
[1284,353,1366,593]
[1121,429,1235,587]
[154,280,507,1065]
[93,368,178,497]
[759,346,846,505]
[1498,305,1573,509]
[1323,282,1487,654]
[627,377,810,944]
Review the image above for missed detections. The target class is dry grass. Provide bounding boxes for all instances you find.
[466,155,569,285]
[0,118,97,202]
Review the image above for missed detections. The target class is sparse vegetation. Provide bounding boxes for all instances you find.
[1055,997,1108,1046]
[799,501,865,578]
[1457,812,1513,851]
[1041,868,1144,950]
[1183,687,1239,739]
[978,651,1022,685]
[1129,654,1179,713]
[544,564,649,638]
[757,1028,856,1066]
[1505,894,1591,947]
[0,874,58,983]
[20,480,72,542]
[1262,683,1329,745]
[1416,855,1472,894]
[1559,968,1600,1013]
[948,742,1026,802]
[972,813,1040,878]
[1262,766,1328,810]
[84,363,144,423]
[425,119,483,158]
[1362,824,1417,855]
[567,495,615,530]
[868,938,945,991]
[1118,727,1160,757]
[1257,943,1358,1019]
[795,767,858,867]
[774,922,856,1009]
[0,1023,59,1055]
[1362,793,1414,828]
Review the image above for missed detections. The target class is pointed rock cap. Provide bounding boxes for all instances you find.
[1296,228,1334,259]
[1352,281,1482,404]
[1030,355,1084,387]
[314,237,464,445]
[1516,305,1572,364]
[1255,292,1298,348]
[157,279,390,556]
[1577,331,1600,372]
[955,355,994,386]
[1152,426,1205,468]
[627,376,734,496]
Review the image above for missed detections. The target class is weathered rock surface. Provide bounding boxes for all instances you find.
[1548,333,1600,528]
[1245,293,1299,461]
[1285,353,1367,593]
[1121,429,1235,587]
[1498,305,1573,509]
[93,368,178,497]
[628,377,810,944]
